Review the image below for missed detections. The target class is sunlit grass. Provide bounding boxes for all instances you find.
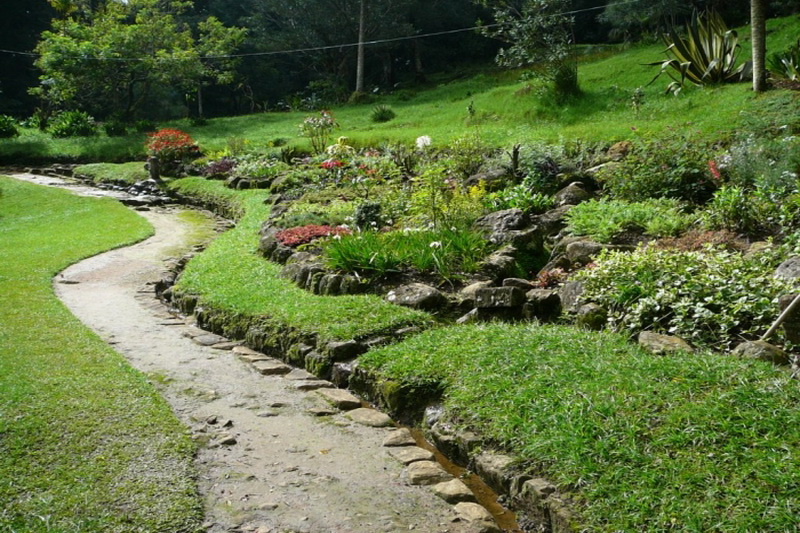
[0,176,203,532]
[362,323,800,531]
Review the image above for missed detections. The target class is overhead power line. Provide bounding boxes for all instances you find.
[0,0,641,62]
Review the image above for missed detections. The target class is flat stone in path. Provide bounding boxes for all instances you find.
[283,368,317,381]
[193,333,228,346]
[407,461,453,485]
[383,427,416,447]
[210,341,242,351]
[388,446,435,465]
[432,479,476,504]
[453,502,501,533]
[346,407,394,427]
[315,388,362,410]
[252,360,292,376]
[292,380,334,391]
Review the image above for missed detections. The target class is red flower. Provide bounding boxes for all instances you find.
[275,225,351,247]
[708,160,721,182]
[321,159,345,170]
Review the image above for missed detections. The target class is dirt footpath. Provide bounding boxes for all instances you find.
[48,194,495,532]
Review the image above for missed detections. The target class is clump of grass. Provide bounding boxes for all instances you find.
[0,176,203,532]
[361,322,800,531]
[324,226,491,281]
[370,104,396,123]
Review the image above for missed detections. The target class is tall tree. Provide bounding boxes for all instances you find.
[477,0,580,99]
[751,0,767,92]
[32,0,244,119]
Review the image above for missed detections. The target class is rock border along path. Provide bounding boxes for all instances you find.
[13,173,504,533]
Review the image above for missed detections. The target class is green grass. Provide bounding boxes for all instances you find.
[3,16,798,164]
[74,161,149,185]
[0,177,203,532]
[169,178,432,342]
[361,323,800,531]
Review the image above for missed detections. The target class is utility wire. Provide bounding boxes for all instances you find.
[0,0,642,62]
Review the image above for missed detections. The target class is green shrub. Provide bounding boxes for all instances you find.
[324,225,491,281]
[565,198,693,243]
[134,119,156,133]
[484,176,555,214]
[274,198,355,228]
[0,115,19,138]
[48,110,98,138]
[516,142,568,195]
[103,120,128,137]
[575,245,793,349]
[370,105,396,123]
[699,186,766,235]
[598,132,717,203]
[446,133,491,179]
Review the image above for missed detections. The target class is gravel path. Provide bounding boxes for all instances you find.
[18,173,499,533]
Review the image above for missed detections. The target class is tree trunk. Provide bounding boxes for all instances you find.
[197,82,204,117]
[751,0,767,92]
[355,0,366,93]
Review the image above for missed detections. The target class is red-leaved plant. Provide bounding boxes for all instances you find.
[146,128,199,163]
[276,225,351,247]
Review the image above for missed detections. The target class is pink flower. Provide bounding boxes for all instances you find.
[321,159,345,170]
[708,160,721,182]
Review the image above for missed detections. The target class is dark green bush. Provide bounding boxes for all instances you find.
[598,131,717,203]
[134,119,157,133]
[103,120,128,137]
[48,111,98,138]
[768,38,800,81]
[0,115,19,138]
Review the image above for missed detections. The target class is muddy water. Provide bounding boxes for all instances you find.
[12,173,513,532]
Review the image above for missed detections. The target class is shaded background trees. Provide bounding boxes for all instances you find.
[1,0,798,120]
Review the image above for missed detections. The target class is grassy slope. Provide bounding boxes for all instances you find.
[169,178,431,342]
[73,161,149,185]
[0,177,202,532]
[2,16,798,163]
[361,324,800,531]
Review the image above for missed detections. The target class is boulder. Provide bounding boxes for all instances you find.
[638,331,694,355]
[559,281,585,313]
[607,140,632,161]
[386,283,447,311]
[475,287,526,309]
[775,256,800,281]
[731,340,791,366]
[779,293,800,344]
[465,168,508,191]
[475,208,528,235]
[565,240,605,266]
[530,205,573,239]
[553,182,592,207]
[502,278,534,291]
[523,289,562,322]
[480,246,518,280]
[575,303,607,330]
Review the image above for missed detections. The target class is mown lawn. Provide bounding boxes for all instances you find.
[0,177,203,532]
[361,323,800,531]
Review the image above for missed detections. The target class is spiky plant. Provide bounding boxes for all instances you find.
[768,39,800,81]
[649,10,751,94]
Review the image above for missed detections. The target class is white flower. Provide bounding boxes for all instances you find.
[416,135,432,150]
[429,241,442,248]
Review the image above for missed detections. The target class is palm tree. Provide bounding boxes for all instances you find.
[751,0,767,92]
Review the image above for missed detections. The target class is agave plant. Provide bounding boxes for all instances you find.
[649,10,752,94]
[768,39,800,81]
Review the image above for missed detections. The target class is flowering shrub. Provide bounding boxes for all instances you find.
[276,224,351,247]
[299,110,337,154]
[575,245,793,349]
[146,129,199,176]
